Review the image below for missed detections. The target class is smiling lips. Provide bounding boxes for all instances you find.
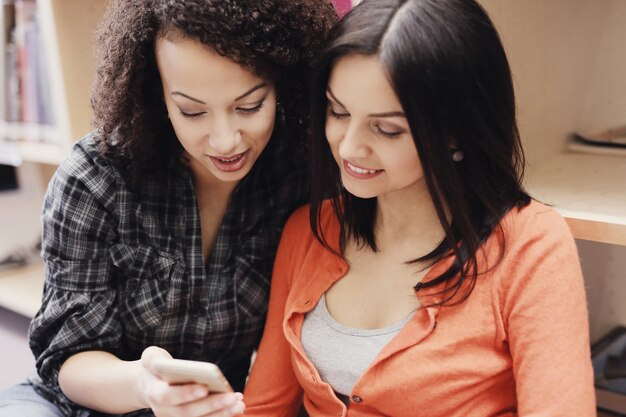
[343,160,382,179]
[209,150,249,172]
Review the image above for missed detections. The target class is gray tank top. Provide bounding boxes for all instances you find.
[301,294,416,401]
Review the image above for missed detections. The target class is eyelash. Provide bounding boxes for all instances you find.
[237,101,264,114]
[178,101,265,119]
[328,108,349,120]
[375,125,403,138]
[329,108,403,138]
[179,110,204,119]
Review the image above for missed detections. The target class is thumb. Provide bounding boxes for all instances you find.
[141,346,172,373]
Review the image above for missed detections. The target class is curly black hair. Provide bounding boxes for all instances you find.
[91,0,337,182]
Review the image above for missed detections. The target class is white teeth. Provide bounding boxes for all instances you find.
[347,162,378,175]
[218,155,242,163]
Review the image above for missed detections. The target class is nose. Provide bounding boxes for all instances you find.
[338,122,370,160]
[207,115,242,155]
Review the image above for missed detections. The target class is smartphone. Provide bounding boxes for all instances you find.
[152,358,234,393]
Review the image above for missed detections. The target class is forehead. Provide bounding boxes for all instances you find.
[328,54,401,110]
[155,35,265,98]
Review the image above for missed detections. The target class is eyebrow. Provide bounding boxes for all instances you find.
[235,82,267,101]
[171,82,268,105]
[171,91,206,104]
[326,87,405,118]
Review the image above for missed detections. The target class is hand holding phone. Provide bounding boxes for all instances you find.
[152,358,234,393]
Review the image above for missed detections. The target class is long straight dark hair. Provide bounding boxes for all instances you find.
[309,0,531,305]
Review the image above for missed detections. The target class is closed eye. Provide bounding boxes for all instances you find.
[236,100,265,114]
[374,123,404,138]
[179,109,206,119]
[328,107,349,120]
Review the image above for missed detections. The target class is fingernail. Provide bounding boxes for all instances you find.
[235,392,244,400]
[230,402,245,414]
[194,388,207,397]
[223,395,237,406]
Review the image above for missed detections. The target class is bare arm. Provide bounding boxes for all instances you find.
[59,346,245,417]
[59,350,147,413]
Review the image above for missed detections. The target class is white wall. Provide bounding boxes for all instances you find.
[480,0,626,343]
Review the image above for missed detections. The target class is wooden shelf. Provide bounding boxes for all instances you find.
[17,141,68,165]
[0,139,68,166]
[525,153,626,246]
[0,261,44,318]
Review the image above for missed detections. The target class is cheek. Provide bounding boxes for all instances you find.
[164,102,200,145]
[397,149,424,179]
[168,120,205,152]
[244,109,276,148]
[325,119,343,152]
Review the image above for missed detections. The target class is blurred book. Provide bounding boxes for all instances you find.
[3,0,56,142]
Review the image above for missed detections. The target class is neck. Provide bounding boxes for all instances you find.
[188,155,239,202]
[374,180,446,257]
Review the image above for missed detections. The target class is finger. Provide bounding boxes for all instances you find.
[141,346,173,372]
[146,382,208,409]
[178,392,243,417]
[202,399,245,417]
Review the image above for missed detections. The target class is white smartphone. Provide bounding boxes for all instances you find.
[152,358,234,393]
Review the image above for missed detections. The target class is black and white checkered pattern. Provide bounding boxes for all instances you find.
[27,133,307,416]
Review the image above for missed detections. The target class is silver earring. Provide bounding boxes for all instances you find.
[452,150,464,162]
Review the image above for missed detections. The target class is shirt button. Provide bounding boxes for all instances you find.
[351,395,362,404]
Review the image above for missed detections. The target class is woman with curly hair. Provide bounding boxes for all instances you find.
[0,1,336,416]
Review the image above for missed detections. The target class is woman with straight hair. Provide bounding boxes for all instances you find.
[0,1,336,416]
[241,0,595,415]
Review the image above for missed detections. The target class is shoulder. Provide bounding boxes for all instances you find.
[56,132,119,184]
[499,199,573,247]
[48,132,125,208]
[279,200,339,258]
[282,200,338,238]
[489,200,582,305]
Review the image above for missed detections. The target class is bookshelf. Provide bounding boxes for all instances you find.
[0,0,107,164]
[0,0,107,318]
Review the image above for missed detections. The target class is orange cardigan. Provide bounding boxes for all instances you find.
[243,201,595,417]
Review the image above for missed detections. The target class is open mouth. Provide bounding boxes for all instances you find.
[209,150,249,172]
[344,160,382,178]
[216,153,245,163]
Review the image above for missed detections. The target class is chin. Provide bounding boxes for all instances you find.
[340,177,378,199]
[342,186,379,200]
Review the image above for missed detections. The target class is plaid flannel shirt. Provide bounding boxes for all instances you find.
[27,133,307,416]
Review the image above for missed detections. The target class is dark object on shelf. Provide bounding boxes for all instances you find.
[574,125,626,148]
[0,164,18,191]
[605,348,626,380]
[593,327,626,416]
